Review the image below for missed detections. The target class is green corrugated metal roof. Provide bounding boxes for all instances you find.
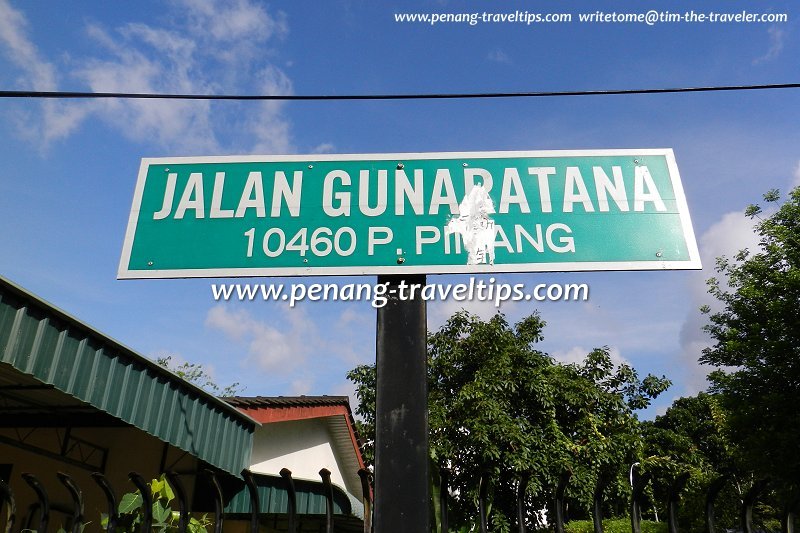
[0,275,256,476]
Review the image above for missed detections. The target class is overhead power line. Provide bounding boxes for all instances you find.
[0,82,799,101]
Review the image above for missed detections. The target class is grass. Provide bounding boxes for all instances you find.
[562,518,668,533]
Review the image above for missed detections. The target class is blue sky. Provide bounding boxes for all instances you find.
[1,0,798,417]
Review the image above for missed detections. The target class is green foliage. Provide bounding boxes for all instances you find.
[640,392,741,530]
[103,474,211,533]
[562,518,666,533]
[348,310,671,532]
[346,362,377,467]
[700,186,800,481]
[156,355,243,397]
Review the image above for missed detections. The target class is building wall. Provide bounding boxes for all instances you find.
[0,426,197,529]
[248,418,352,494]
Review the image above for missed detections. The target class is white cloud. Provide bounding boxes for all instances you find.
[319,306,375,367]
[337,307,364,327]
[536,295,681,360]
[551,345,628,367]
[791,160,800,190]
[312,143,337,154]
[205,305,251,340]
[487,48,511,64]
[74,36,220,153]
[428,294,501,330]
[178,0,288,44]
[0,0,90,146]
[205,304,313,373]
[0,0,56,90]
[0,0,294,154]
[204,301,376,393]
[693,210,760,298]
[676,209,761,394]
[290,378,314,396]
[753,25,787,64]
[244,66,294,154]
[332,379,359,402]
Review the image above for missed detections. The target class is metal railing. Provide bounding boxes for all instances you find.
[0,466,375,533]
[0,465,796,532]
[435,466,798,533]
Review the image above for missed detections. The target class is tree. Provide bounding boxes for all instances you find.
[347,362,377,466]
[640,393,739,530]
[156,355,244,397]
[700,187,800,482]
[348,311,670,531]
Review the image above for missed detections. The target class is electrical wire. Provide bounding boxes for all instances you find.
[0,83,799,101]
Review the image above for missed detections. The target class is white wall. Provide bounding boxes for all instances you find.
[248,417,352,493]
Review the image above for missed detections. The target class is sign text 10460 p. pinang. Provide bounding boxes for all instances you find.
[118,149,701,278]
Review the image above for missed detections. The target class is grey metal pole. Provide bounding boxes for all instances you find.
[374,274,429,533]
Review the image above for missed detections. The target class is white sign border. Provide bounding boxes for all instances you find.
[118,148,702,279]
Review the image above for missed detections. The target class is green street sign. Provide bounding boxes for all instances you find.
[118,149,701,278]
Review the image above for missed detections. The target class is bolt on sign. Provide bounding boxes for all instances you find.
[118,149,701,278]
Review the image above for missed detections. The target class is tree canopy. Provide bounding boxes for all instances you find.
[640,392,739,530]
[700,187,800,481]
[348,310,670,531]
